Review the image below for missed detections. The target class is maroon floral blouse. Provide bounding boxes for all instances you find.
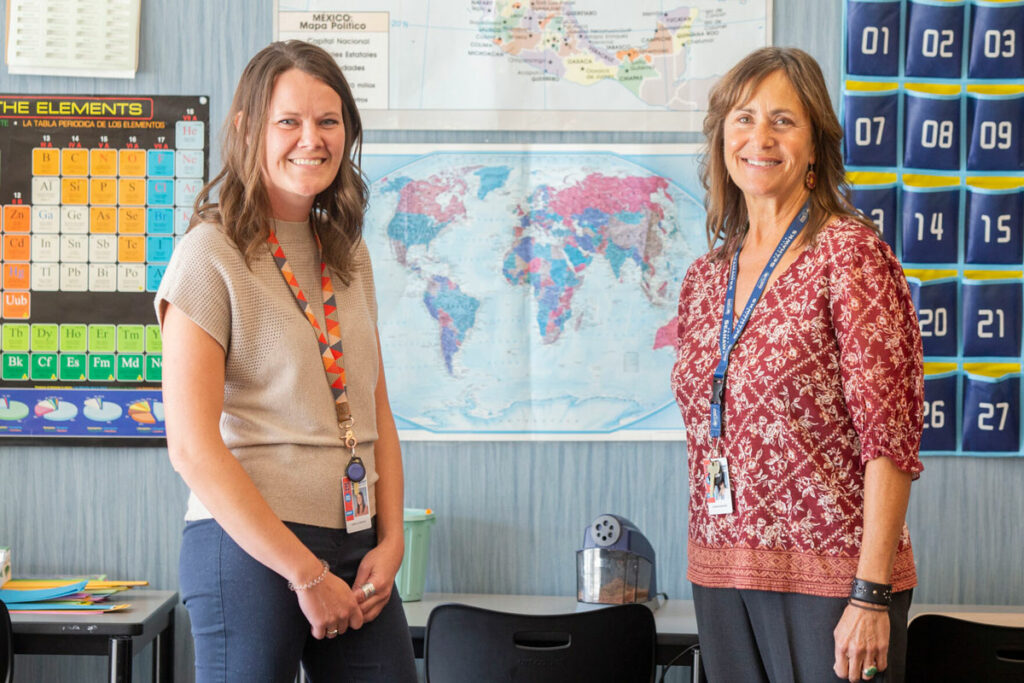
[672,217,924,597]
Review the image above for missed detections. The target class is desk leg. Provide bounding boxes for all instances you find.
[154,608,174,683]
[691,646,704,683]
[109,636,133,683]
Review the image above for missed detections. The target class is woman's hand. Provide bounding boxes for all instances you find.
[352,536,404,622]
[296,572,365,639]
[833,602,889,681]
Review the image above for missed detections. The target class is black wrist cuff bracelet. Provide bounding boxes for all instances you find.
[850,577,893,605]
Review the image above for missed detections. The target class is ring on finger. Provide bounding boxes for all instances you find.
[360,582,375,599]
[326,628,339,637]
[862,665,878,679]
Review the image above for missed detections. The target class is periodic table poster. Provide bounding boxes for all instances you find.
[842,0,1024,456]
[0,95,209,442]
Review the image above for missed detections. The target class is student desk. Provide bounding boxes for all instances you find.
[8,589,177,683]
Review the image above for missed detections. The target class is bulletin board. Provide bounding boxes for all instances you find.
[842,0,1024,456]
[0,95,209,443]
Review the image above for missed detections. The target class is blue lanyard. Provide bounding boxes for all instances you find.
[709,203,810,439]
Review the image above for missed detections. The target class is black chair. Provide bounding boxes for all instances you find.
[0,599,13,683]
[906,613,1024,682]
[424,602,656,683]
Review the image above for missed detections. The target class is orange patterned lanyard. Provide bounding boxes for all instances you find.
[267,230,362,477]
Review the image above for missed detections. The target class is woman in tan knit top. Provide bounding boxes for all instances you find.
[673,48,923,682]
[156,41,416,681]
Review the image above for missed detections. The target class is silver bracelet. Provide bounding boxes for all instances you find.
[288,558,329,592]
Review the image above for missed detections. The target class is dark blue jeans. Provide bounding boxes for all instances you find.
[179,518,417,683]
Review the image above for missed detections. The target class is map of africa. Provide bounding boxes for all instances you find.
[362,147,706,438]
[277,0,769,130]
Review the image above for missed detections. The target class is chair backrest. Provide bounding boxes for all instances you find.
[907,613,1024,682]
[0,599,13,683]
[424,602,656,683]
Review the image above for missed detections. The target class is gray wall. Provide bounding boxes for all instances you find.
[1,1,1021,681]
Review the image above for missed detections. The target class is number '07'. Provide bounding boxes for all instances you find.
[854,117,885,146]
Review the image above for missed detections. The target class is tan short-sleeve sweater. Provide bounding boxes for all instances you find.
[155,219,380,529]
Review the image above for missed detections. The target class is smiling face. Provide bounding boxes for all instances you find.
[262,68,346,221]
[723,70,815,209]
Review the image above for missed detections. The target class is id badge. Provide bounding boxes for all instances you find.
[342,475,372,532]
[704,456,734,515]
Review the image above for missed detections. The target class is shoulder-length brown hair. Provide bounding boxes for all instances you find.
[191,40,367,283]
[700,47,868,261]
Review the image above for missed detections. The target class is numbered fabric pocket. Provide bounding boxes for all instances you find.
[907,275,959,356]
[968,2,1024,79]
[921,369,958,452]
[961,277,1023,356]
[906,0,966,78]
[844,92,899,168]
[850,184,898,252]
[962,369,1020,452]
[967,94,1024,172]
[847,1,901,76]
[901,186,960,263]
[965,186,1024,265]
[904,92,961,170]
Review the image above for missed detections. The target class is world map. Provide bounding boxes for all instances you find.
[363,149,706,437]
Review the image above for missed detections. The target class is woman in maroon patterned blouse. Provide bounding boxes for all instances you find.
[673,48,923,683]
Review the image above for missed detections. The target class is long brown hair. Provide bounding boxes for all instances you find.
[700,47,867,261]
[190,40,367,283]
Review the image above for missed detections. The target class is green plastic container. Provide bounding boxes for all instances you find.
[396,508,436,602]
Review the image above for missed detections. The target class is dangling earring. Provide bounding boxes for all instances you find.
[804,164,817,191]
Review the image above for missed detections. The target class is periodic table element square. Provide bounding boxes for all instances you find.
[146,264,167,292]
[175,149,204,178]
[88,324,118,352]
[147,208,174,234]
[118,235,146,263]
[31,323,59,352]
[31,234,60,262]
[969,3,1024,79]
[920,371,958,452]
[89,207,118,234]
[3,234,30,262]
[146,236,174,264]
[146,324,163,353]
[32,148,60,176]
[31,205,60,234]
[90,148,118,176]
[175,178,202,207]
[60,148,89,176]
[966,187,1024,265]
[2,292,31,319]
[59,324,89,352]
[61,177,89,205]
[147,179,174,206]
[2,323,31,351]
[175,207,193,235]
[117,324,146,353]
[843,91,898,167]
[3,205,31,232]
[118,178,147,206]
[118,149,147,176]
[906,0,964,79]
[904,92,961,171]
[90,234,118,262]
[61,206,89,233]
[31,177,61,205]
[117,263,147,292]
[147,149,175,177]
[901,186,960,264]
[88,263,118,291]
[90,178,118,205]
[176,120,205,149]
[31,262,60,291]
[907,275,958,356]
[962,372,1020,452]
[59,263,89,292]
[846,1,900,77]
[118,207,146,234]
[962,278,1023,356]
[60,235,89,262]
[2,263,30,290]
[967,94,1024,172]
